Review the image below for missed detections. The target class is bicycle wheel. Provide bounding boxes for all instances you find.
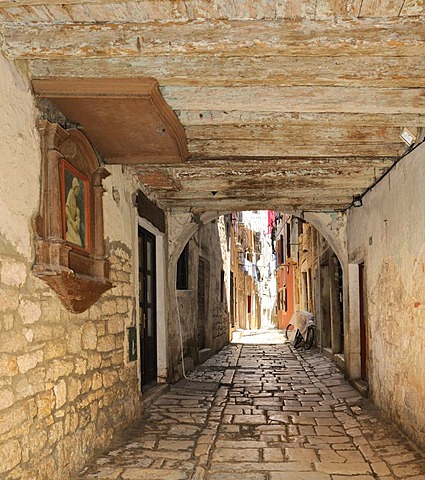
[285,323,294,340]
[293,330,303,348]
[304,326,315,350]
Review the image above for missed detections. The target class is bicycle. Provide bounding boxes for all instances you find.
[285,311,315,350]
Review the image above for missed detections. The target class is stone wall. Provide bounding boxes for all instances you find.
[347,143,425,449]
[0,54,142,479]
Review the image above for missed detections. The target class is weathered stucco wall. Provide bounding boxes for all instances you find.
[0,54,142,479]
[347,143,425,449]
[168,214,229,381]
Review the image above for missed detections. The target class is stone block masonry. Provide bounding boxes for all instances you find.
[0,242,141,480]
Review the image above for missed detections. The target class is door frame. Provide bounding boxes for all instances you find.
[138,217,167,389]
[348,261,368,382]
[359,262,368,380]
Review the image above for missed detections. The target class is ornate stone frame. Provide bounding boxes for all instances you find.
[33,120,112,313]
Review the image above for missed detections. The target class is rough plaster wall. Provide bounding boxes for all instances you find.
[347,143,425,449]
[168,215,229,381]
[0,55,41,258]
[201,218,229,353]
[0,55,141,479]
[304,212,347,270]
[218,216,231,342]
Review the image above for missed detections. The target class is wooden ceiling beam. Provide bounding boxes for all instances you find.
[0,0,420,21]
[187,140,404,157]
[186,125,401,143]
[154,175,378,190]
[153,189,361,200]
[28,56,425,89]
[3,18,424,59]
[171,173,389,184]
[0,0,129,4]
[136,156,397,169]
[161,86,424,115]
[176,111,425,127]
[156,197,351,211]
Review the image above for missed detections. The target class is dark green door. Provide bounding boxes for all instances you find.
[139,227,157,392]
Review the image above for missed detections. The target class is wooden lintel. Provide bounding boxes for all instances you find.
[157,197,350,211]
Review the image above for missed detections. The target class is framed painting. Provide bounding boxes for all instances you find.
[61,160,91,252]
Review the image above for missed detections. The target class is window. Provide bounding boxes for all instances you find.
[276,234,285,266]
[176,243,189,290]
[286,223,291,258]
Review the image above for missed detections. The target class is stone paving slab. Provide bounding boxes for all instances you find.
[75,336,425,480]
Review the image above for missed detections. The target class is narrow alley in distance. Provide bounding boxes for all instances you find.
[75,333,425,480]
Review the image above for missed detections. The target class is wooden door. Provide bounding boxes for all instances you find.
[139,227,157,392]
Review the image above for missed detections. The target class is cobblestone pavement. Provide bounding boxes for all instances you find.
[76,337,425,480]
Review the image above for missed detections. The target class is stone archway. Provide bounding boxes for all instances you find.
[167,209,354,380]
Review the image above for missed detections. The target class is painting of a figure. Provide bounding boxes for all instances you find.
[62,162,90,251]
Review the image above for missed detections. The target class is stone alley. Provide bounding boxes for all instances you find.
[75,338,425,480]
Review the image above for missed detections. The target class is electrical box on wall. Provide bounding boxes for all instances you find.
[128,327,137,362]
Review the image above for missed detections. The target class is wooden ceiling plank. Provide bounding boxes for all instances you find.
[157,199,354,208]
[185,125,402,143]
[65,3,97,21]
[156,197,351,210]
[183,0,236,19]
[162,175,380,190]
[359,0,406,17]
[400,0,424,16]
[315,0,362,19]
[84,2,132,22]
[161,85,424,115]
[0,0,420,18]
[0,0,115,5]
[26,4,56,20]
[136,156,397,169]
[43,3,74,21]
[153,189,363,200]
[187,140,404,157]
[3,18,425,59]
[169,169,384,185]
[176,111,425,127]
[1,4,40,21]
[28,56,425,89]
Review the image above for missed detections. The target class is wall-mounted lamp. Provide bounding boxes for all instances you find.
[399,127,417,146]
[352,195,363,207]
[211,191,218,196]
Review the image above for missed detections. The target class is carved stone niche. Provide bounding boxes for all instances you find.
[33,120,112,313]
